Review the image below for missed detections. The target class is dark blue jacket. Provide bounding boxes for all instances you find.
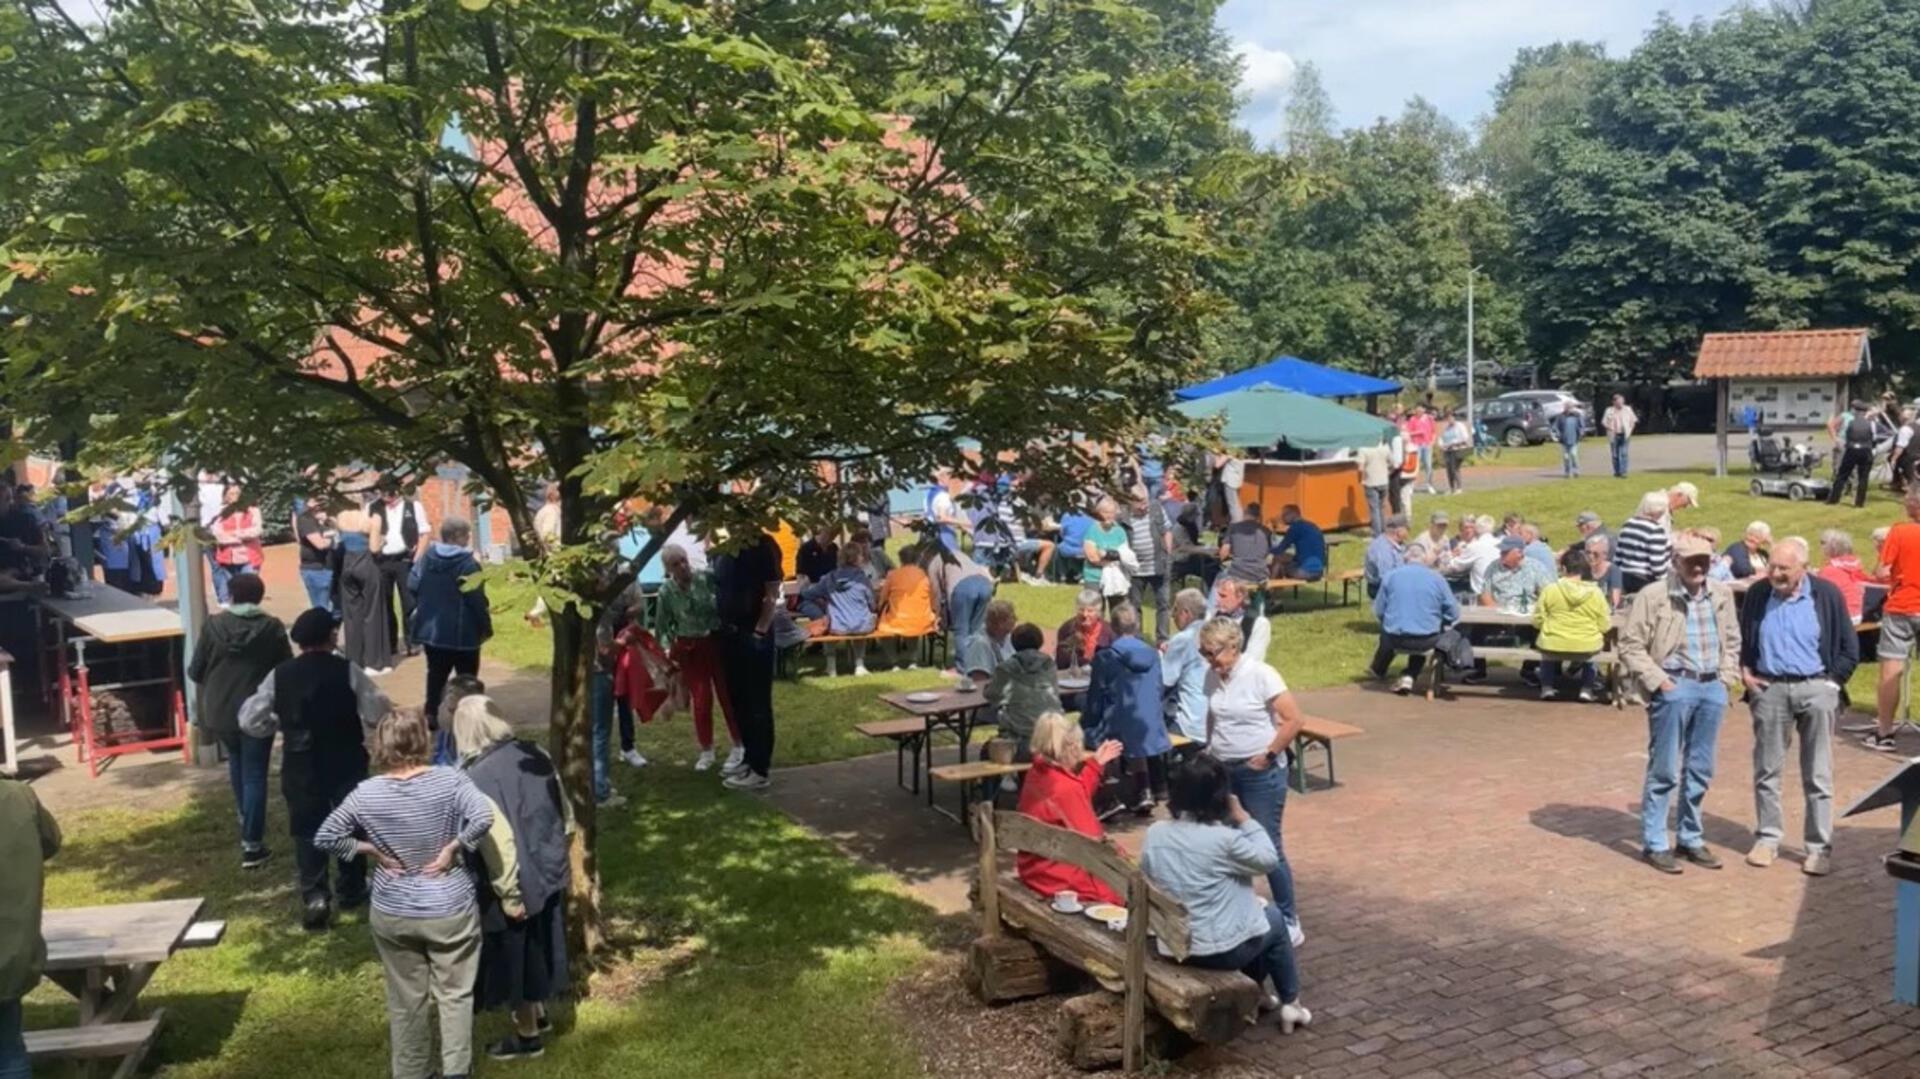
[1737,574,1858,685]
[1083,635,1172,760]
[408,544,492,650]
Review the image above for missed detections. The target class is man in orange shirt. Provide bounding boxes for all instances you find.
[1868,488,1920,752]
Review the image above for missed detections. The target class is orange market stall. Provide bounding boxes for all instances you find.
[1172,386,1397,531]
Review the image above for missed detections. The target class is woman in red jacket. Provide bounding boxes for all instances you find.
[1015,711,1125,906]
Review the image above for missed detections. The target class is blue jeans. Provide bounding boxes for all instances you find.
[1640,677,1728,852]
[589,671,635,802]
[1185,906,1300,1004]
[1560,441,1580,477]
[207,550,232,605]
[948,576,992,659]
[1227,758,1295,923]
[0,998,25,1079]
[1540,659,1599,691]
[299,567,335,614]
[219,730,273,852]
[1610,435,1629,477]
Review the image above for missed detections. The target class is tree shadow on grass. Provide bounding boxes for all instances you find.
[23,989,250,1077]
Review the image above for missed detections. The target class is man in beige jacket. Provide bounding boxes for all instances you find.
[1617,532,1742,876]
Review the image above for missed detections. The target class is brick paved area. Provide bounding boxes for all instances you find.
[1185,684,1920,1078]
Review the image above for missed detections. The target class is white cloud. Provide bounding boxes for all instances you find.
[1235,40,1298,106]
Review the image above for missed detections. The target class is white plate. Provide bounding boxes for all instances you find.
[1058,678,1090,691]
[905,691,942,703]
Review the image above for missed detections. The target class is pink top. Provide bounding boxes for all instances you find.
[1404,413,1436,447]
[1817,556,1871,620]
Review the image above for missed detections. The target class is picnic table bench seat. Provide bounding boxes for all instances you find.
[1290,716,1362,794]
[26,1013,163,1078]
[786,629,942,677]
[1422,644,1625,709]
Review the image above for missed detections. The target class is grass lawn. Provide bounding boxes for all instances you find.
[29,767,947,1078]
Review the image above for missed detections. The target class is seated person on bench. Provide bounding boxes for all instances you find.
[1015,712,1123,907]
[1269,505,1325,583]
[986,623,1061,756]
[799,544,879,672]
[1533,548,1611,702]
[1369,545,1457,694]
[875,542,938,666]
[1056,588,1114,671]
[1140,755,1312,1034]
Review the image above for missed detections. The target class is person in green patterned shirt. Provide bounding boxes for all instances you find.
[652,545,742,773]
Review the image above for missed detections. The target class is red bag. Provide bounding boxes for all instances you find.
[612,627,673,723]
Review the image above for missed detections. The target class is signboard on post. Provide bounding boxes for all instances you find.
[1843,759,1920,1006]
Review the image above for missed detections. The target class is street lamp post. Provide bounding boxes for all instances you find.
[1466,265,1480,449]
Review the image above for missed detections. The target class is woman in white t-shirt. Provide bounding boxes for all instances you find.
[1199,616,1314,946]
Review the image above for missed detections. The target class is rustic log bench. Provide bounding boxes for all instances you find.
[967,809,1261,1070]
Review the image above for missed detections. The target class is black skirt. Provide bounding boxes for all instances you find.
[338,549,392,671]
[479,894,570,1011]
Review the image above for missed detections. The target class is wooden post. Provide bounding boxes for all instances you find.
[1714,377,1729,477]
[976,803,1000,938]
[1122,872,1149,1072]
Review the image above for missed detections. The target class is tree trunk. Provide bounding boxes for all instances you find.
[549,604,604,978]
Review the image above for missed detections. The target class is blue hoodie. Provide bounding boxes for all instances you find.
[801,565,877,635]
[408,543,493,650]
[1083,634,1172,760]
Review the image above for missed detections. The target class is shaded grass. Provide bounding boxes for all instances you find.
[28,768,944,1078]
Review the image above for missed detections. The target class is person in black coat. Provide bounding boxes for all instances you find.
[450,695,573,1063]
[237,608,392,929]
[1734,537,1858,877]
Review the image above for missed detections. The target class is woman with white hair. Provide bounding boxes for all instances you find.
[1724,521,1772,581]
[1815,529,1872,622]
[451,697,574,1063]
[1055,587,1114,671]
[1614,491,1674,597]
[1081,495,1131,602]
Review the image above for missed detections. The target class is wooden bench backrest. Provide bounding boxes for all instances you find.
[984,809,1193,960]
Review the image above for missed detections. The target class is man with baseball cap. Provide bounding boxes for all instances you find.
[238,608,393,929]
[1618,532,1742,875]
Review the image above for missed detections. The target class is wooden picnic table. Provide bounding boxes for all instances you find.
[880,685,990,809]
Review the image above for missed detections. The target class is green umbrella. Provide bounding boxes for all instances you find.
[1172,385,1396,452]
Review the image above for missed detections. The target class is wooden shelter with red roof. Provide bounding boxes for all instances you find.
[1693,328,1872,475]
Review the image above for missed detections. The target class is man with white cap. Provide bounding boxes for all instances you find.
[1618,532,1742,876]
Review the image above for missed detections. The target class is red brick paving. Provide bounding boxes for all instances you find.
[1178,683,1920,1078]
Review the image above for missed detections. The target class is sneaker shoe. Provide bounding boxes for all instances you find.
[1841,719,1880,733]
[1520,669,1542,688]
[1746,842,1777,868]
[853,664,871,677]
[1394,675,1413,696]
[725,746,746,769]
[536,1011,554,1036]
[1576,686,1599,704]
[1803,850,1832,877]
[1286,916,1305,949]
[597,792,628,810]
[1863,732,1900,753]
[694,750,716,772]
[620,748,648,768]
[723,771,771,792]
[1539,685,1557,701]
[1279,1002,1313,1034]
[1679,844,1723,870]
[1643,848,1682,875]
[1258,991,1281,1014]
[301,896,331,932]
[487,1034,545,1062]
[241,846,272,871]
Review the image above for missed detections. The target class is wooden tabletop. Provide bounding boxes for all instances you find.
[43,899,206,970]
[879,686,987,717]
[41,587,183,644]
[1456,607,1534,628]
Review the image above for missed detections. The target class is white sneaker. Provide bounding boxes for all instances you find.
[694,750,715,772]
[721,757,750,779]
[598,792,628,809]
[1394,675,1413,696]
[853,664,871,677]
[620,748,648,768]
[1279,1002,1313,1034]
[723,771,770,792]
[1286,917,1304,949]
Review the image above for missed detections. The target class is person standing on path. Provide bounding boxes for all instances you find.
[239,608,391,930]
[1618,533,1742,875]
[1355,437,1394,536]
[1404,404,1438,494]
[1602,395,1638,478]
[1736,537,1854,877]
[371,486,432,658]
[1437,410,1472,494]
[1828,402,1878,508]
[713,530,784,792]
[294,500,338,615]
[1865,489,1920,753]
[0,777,59,1079]
[1554,407,1584,479]
[651,544,741,773]
[187,572,293,871]
[1614,492,1674,599]
[409,518,492,761]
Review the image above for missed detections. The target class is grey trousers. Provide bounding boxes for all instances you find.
[370,907,481,1079]
[1750,679,1837,855]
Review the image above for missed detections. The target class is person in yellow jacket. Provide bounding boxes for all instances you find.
[1533,547,1612,702]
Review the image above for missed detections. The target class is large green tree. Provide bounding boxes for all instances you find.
[0,0,1253,963]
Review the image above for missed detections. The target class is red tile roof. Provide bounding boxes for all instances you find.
[1693,329,1870,379]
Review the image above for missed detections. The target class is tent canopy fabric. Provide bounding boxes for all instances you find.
[1176,355,1401,401]
[1172,386,1397,453]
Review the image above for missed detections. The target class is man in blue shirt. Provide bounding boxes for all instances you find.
[1271,505,1326,582]
[1735,537,1856,877]
[1555,408,1584,478]
[1364,514,1407,599]
[1055,503,1092,583]
[1369,547,1459,694]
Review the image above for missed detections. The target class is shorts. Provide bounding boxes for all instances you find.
[1879,612,1920,661]
[1015,539,1047,555]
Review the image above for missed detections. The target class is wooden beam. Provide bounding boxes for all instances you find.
[1122,873,1149,1073]
[976,803,1000,938]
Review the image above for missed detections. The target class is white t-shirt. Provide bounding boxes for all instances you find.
[197,479,227,528]
[1463,534,1503,596]
[1204,653,1288,761]
[1898,426,1915,453]
[1356,444,1394,488]
[378,499,429,555]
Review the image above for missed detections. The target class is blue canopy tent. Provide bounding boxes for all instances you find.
[1176,355,1401,402]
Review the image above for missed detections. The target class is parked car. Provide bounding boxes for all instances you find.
[1474,398,1552,447]
[1497,390,1594,435]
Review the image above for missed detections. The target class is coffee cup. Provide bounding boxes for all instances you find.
[1051,890,1080,913]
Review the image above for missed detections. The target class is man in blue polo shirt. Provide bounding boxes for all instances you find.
[1270,504,1326,583]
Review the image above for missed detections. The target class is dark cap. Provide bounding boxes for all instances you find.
[289,608,338,648]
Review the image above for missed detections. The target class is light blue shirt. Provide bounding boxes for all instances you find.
[1756,576,1824,677]
[1525,541,1556,575]
[1364,534,1403,589]
[619,527,666,587]
[1159,624,1210,741]
[1139,818,1277,957]
[1373,563,1459,636]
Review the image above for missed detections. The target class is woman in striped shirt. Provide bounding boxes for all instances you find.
[316,713,494,1079]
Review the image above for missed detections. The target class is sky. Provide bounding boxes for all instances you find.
[1219,0,1740,144]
